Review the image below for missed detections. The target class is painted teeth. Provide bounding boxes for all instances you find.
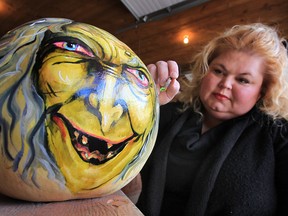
[107,152,113,159]
[82,135,88,145]
[73,130,118,159]
[74,131,79,139]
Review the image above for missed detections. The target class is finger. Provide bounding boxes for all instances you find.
[159,78,180,105]
[167,60,179,79]
[160,78,171,92]
[147,64,158,85]
[155,61,169,86]
[166,78,180,100]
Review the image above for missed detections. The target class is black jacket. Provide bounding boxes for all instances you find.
[137,102,288,216]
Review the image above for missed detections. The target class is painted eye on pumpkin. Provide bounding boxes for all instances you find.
[53,41,94,57]
[126,67,149,87]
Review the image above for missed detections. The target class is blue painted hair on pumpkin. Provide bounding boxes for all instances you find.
[0,18,73,187]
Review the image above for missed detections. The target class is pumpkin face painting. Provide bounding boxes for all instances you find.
[0,18,158,201]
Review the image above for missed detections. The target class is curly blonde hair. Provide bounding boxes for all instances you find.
[178,23,288,120]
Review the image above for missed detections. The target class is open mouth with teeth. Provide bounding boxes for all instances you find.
[53,114,135,165]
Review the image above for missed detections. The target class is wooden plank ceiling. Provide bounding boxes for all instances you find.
[0,0,287,72]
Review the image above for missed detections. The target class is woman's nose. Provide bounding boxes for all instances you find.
[218,77,232,90]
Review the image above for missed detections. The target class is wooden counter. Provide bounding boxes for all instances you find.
[0,190,143,216]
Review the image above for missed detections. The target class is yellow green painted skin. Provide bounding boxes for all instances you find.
[0,18,159,201]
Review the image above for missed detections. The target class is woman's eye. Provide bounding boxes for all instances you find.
[213,69,223,75]
[126,68,149,87]
[53,42,94,57]
[237,78,250,84]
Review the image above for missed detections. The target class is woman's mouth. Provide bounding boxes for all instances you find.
[213,93,229,101]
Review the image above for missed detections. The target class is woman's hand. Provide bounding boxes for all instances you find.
[148,60,180,105]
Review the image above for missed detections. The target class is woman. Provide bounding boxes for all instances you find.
[136,23,288,215]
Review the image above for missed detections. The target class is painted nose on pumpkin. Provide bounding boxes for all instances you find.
[100,102,123,133]
[96,78,124,133]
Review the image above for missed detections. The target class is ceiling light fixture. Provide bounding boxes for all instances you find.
[183,35,189,44]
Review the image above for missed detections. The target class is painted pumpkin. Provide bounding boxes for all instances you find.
[0,18,159,201]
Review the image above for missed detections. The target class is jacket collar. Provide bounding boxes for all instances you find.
[185,111,251,216]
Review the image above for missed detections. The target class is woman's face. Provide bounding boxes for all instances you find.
[200,50,265,123]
